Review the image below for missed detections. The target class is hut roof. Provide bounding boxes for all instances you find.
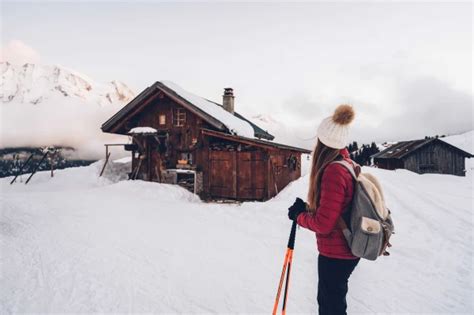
[202,129,311,154]
[101,81,274,140]
[371,138,473,160]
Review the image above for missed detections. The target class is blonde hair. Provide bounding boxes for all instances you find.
[307,139,341,212]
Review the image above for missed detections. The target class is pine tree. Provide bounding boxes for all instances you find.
[348,141,380,166]
[352,141,359,152]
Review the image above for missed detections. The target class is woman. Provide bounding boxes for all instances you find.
[288,104,359,315]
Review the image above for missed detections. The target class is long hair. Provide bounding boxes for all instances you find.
[307,139,341,213]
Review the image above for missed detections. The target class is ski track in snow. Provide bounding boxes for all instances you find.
[0,160,473,314]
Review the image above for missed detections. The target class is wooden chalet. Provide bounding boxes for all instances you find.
[371,138,472,176]
[101,81,311,201]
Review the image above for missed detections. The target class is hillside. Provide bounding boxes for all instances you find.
[443,131,473,173]
[443,130,473,153]
[1,62,134,106]
[1,155,472,313]
[0,62,135,159]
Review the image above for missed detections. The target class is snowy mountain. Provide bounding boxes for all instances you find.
[1,62,134,106]
[0,62,135,159]
[251,113,315,150]
[1,156,472,313]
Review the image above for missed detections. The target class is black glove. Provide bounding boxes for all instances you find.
[288,197,307,221]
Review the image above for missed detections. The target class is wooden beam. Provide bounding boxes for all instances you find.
[10,153,34,184]
[99,152,112,177]
[201,128,311,154]
[110,91,160,133]
[270,157,279,195]
[106,84,226,135]
[25,151,49,185]
[158,87,225,131]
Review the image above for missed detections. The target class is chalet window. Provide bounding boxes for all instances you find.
[159,114,166,125]
[287,155,298,171]
[173,108,186,127]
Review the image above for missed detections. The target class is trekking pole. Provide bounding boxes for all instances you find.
[272,219,298,315]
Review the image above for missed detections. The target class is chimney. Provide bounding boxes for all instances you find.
[222,88,235,114]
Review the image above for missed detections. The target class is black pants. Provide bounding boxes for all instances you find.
[317,254,360,315]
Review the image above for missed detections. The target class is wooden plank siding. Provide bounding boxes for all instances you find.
[127,93,216,181]
[236,151,266,200]
[107,88,306,200]
[409,142,466,176]
[377,141,468,176]
[269,151,301,195]
[208,150,267,200]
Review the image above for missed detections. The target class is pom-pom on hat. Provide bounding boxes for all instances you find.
[317,104,355,149]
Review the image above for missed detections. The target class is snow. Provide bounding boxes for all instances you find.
[113,156,132,164]
[250,113,315,150]
[128,127,158,134]
[442,131,474,175]
[161,81,255,138]
[0,62,135,159]
[1,148,472,313]
[0,62,135,106]
[442,130,473,154]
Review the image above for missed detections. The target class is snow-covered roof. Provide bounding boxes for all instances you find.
[128,127,157,134]
[372,138,473,159]
[161,81,255,138]
[113,156,132,164]
[101,81,275,141]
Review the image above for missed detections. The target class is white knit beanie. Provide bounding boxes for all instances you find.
[317,104,355,149]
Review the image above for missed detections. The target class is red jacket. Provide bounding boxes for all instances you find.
[297,148,357,259]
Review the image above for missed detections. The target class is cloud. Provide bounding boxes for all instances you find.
[259,74,473,149]
[350,76,473,143]
[0,97,129,160]
[0,40,41,65]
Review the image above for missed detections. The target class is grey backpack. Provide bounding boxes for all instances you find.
[331,160,395,261]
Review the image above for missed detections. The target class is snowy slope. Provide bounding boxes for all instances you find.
[1,62,134,106]
[442,130,473,154]
[0,63,135,159]
[251,113,315,150]
[1,160,472,313]
[442,130,473,174]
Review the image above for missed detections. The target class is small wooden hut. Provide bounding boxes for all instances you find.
[101,81,310,201]
[372,138,472,176]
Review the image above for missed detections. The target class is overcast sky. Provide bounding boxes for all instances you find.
[2,1,472,147]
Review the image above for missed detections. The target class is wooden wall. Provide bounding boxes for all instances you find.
[403,142,466,176]
[122,90,304,199]
[199,136,303,201]
[374,158,403,170]
[206,149,267,200]
[128,93,213,181]
[267,151,302,199]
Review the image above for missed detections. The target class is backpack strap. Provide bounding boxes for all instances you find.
[330,160,360,179]
[330,159,359,245]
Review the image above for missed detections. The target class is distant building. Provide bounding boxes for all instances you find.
[101,81,310,201]
[371,138,472,176]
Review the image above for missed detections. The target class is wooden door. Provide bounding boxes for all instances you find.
[209,151,236,198]
[237,151,266,200]
[237,152,252,199]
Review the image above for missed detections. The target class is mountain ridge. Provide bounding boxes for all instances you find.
[1,62,135,106]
